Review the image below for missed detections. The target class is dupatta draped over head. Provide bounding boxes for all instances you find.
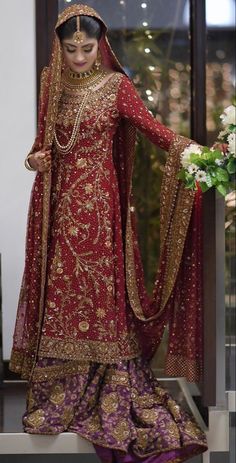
[10,4,203,383]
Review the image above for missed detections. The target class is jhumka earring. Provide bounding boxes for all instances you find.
[73,16,86,44]
[94,50,102,70]
[61,59,66,72]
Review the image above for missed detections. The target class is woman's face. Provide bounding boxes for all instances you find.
[62,32,99,74]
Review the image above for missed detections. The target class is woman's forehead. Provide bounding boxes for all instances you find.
[62,36,97,46]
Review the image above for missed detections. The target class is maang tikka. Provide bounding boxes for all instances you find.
[73,16,86,44]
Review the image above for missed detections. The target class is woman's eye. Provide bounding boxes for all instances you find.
[84,48,93,53]
[66,49,76,53]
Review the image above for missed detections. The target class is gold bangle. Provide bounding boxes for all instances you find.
[24,154,36,171]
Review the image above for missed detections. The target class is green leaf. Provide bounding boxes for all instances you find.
[185,172,195,182]
[227,159,236,174]
[216,184,227,197]
[185,177,195,189]
[216,167,229,182]
[177,169,186,180]
[199,182,210,193]
[190,153,201,163]
[208,167,217,176]
[205,173,213,187]
[212,149,222,158]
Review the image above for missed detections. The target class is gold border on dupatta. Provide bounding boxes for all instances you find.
[125,135,195,321]
[29,38,63,381]
[56,4,106,30]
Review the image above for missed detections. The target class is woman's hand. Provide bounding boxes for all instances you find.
[28,148,52,172]
[212,142,228,154]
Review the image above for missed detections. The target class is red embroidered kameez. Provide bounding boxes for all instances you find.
[38,72,177,364]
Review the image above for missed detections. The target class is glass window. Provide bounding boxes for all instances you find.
[205,0,236,392]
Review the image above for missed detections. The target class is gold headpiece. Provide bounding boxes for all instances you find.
[73,16,86,44]
[56,5,106,30]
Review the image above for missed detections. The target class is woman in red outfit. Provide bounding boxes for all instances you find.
[10,4,208,462]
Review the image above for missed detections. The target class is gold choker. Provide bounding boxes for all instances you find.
[62,67,107,90]
[68,67,95,79]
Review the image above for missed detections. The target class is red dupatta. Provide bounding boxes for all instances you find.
[9,4,203,383]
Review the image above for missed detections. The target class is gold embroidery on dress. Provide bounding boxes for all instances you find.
[139,408,159,423]
[111,420,130,441]
[27,388,35,412]
[32,360,90,382]
[79,321,90,332]
[26,409,45,428]
[37,72,140,364]
[61,406,74,426]
[49,384,66,405]
[101,392,119,414]
[38,336,138,363]
[86,415,101,433]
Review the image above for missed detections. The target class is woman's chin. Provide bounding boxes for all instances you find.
[70,64,93,73]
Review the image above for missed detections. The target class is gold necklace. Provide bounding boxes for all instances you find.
[54,68,108,155]
[68,67,95,79]
[54,90,90,155]
[62,67,107,90]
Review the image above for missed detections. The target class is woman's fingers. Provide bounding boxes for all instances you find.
[37,153,52,172]
[213,142,228,154]
[26,149,52,172]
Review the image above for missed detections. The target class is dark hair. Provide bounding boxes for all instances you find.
[56,15,103,41]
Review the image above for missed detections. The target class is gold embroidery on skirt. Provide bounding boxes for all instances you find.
[185,421,205,437]
[86,415,101,433]
[167,398,182,421]
[167,421,180,439]
[49,384,66,405]
[26,409,45,427]
[101,392,119,414]
[61,406,74,426]
[133,393,156,407]
[136,428,149,448]
[27,388,35,412]
[111,420,130,441]
[139,408,159,423]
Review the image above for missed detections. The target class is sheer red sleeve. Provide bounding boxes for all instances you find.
[28,67,50,155]
[117,75,176,151]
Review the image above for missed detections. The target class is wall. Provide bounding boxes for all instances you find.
[0,0,36,360]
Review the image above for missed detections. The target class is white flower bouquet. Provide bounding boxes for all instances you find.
[178,104,236,196]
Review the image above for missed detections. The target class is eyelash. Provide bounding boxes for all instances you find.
[66,49,93,54]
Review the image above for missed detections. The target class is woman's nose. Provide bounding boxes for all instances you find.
[74,51,86,63]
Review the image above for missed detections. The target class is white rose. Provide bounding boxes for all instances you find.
[181,143,202,168]
[220,105,236,127]
[227,132,236,155]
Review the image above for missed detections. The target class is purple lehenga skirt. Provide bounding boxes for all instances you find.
[23,357,207,462]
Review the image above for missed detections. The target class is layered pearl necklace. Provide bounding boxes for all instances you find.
[54,66,107,155]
